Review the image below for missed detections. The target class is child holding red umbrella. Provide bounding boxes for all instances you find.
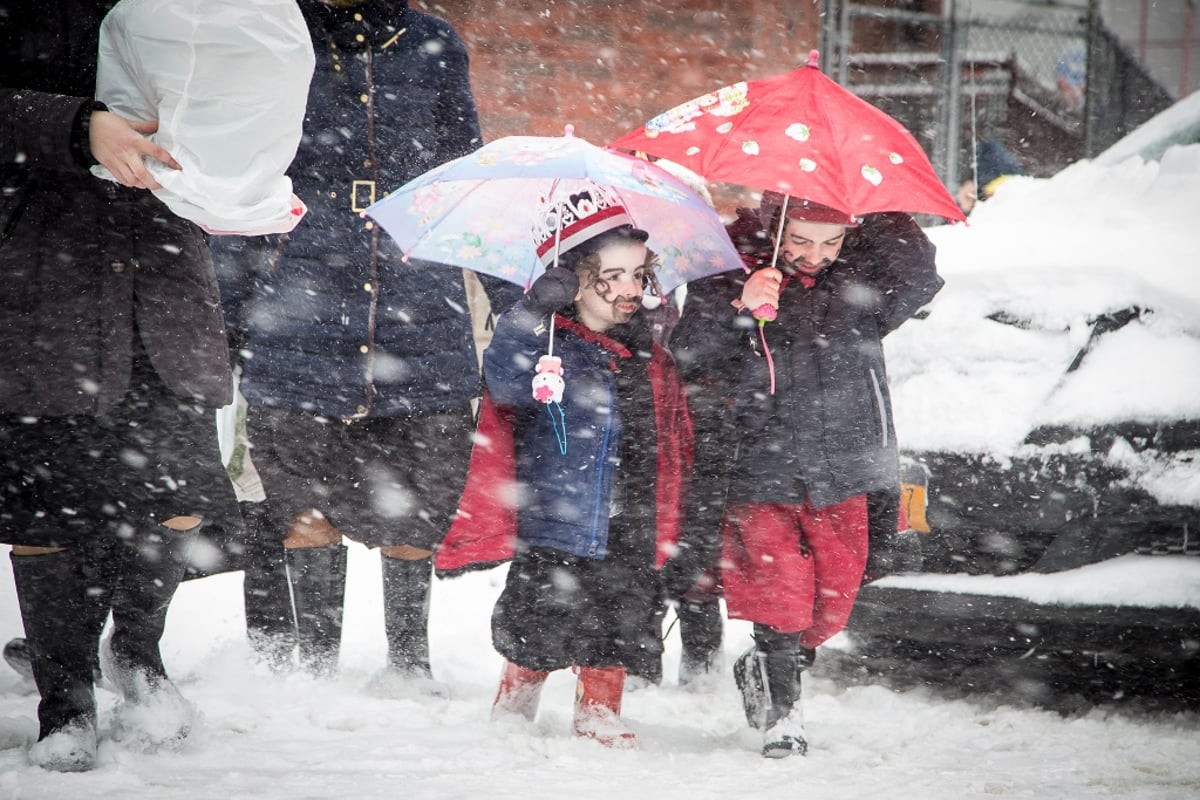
[669,192,942,757]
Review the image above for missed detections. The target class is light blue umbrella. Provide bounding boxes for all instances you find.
[363,126,743,295]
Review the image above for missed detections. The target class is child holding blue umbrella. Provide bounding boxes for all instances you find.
[440,186,692,747]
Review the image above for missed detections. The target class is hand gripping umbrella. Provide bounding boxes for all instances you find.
[608,51,965,224]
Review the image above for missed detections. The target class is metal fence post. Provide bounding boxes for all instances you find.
[945,1,963,189]
[1084,0,1100,158]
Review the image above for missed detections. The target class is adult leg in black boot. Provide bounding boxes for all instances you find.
[678,597,723,688]
[372,549,447,697]
[286,543,347,676]
[103,518,200,752]
[11,546,104,772]
[5,575,110,686]
[240,500,296,670]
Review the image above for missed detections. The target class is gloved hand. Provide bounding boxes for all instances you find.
[739,267,783,319]
[522,267,579,316]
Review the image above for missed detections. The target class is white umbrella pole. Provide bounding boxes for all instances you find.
[546,179,565,358]
[769,193,790,270]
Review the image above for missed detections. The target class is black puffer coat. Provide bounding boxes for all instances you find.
[671,211,942,509]
[0,1,233,416]
[215,0,498,419]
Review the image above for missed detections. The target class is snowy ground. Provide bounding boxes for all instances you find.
[0,542,1197,799]
[4,89,1200,800]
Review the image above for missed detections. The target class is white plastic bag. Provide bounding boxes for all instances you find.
[92,0,315,235]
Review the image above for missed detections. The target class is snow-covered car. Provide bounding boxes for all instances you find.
[843,93,1200,701]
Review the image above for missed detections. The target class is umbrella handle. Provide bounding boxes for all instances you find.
[769,193,790,271]
[532,354,565,404]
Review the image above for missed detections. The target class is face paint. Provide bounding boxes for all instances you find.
[573,243,649,332]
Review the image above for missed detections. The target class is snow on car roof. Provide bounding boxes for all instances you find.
[889,141,1200,460]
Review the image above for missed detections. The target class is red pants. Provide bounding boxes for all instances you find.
[720,495,868,648]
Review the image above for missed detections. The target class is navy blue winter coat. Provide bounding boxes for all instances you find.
[480,306,692,562]
[215,0,496,419]
[484,306,629,559]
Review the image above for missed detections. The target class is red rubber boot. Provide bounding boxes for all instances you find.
[572,666,637,748]
[491,660,549,721]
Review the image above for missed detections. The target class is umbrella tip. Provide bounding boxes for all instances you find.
[807,50,820,69]
[564,124,575,137]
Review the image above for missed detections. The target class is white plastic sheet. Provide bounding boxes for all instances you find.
[92,0,315,235]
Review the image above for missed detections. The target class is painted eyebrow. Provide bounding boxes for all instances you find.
[788,233,845,245]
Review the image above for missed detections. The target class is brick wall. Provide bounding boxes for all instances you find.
[417,0,825,214]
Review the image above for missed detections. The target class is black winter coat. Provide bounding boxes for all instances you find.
[0,1,233,416]
[671,211,942,509]
[215,0,504,419]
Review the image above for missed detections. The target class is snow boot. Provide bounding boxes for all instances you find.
[733,646,770,729]
[491,660,549,721]
[240,503,296,670]
[286,544,347,675]
[762,702,808,759]
[573,666,637,748]
[381,554,434,678]
[366,553,449,697]
[757,627,807,758]
[104,524,199,751]
[678,598,723,687]
[28,717,98,773]
[10,549,102,772]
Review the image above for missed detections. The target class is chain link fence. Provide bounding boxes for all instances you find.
[820,0,1176,189]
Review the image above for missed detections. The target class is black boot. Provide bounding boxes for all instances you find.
[10,549,104,772]
[103,524,198,750]
[755,626,807,758]
[239,502,295,670]
[678,598,723,686]
[286,544,346,675]
[381,554,433,678]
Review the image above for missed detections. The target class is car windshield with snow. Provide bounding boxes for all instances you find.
[843,92,1200,701]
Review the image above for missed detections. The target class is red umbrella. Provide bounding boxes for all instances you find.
[609,51,965,223]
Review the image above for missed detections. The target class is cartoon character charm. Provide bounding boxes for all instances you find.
[532,355,565,404]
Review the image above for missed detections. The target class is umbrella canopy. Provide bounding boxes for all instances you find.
[609,51,966,223]
[363,127,744,294]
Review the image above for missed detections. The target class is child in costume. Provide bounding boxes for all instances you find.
[440,186,691,747]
